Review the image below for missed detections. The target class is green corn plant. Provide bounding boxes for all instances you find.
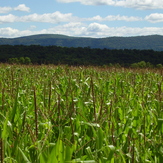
[0,64,163,162]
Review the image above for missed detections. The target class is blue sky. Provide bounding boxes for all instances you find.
[1,0,163,38]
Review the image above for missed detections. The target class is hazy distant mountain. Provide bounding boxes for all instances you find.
[0,34,163,51]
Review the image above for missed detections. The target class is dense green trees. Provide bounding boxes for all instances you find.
[130,61,162,68]
[0,45,163,67]
[8,57,31,64]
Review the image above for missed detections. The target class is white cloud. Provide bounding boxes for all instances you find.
[29,25,37,30]
[0,27,37,38]
[88,22,108,31]
[57,0,163,10]
[0,12,142,24]
[0,7,12,13]
[20,11,73,23]
[0,14,17,24]
[40,24,163,37]
[14,4,30,12]
[0,4,30,14]
[1,23,163,38]
[87,15,142,21]
[52,24,163,37]
[145,13,163,23]
[0,27,23,37]
[57,0,115,5]
[76,23,163,37]
[49,22,87,36]
[0,12,74,24]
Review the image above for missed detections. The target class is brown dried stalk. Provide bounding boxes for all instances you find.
[33,86,38,139]
[27,124,37,144]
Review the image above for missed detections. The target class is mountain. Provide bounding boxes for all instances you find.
[0,34,163,51]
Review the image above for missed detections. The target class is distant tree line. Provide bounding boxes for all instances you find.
[0,45,163,67]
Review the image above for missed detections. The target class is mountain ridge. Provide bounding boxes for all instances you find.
[0,34,163,51]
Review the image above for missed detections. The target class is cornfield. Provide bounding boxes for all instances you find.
[0,64,163,163]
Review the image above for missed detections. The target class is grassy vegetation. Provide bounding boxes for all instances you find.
[0,64,163,163]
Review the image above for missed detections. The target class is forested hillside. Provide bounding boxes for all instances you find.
[1,34,163,51]
[0,45,163,67]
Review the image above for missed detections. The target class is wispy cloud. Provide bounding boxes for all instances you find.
[86,15,142,22]
[0,12,142,24]
[0,12,74,24]
[0,14,17,24]
[0,7,12,13]
[0,4,30,14]
[57,0,163,10]
[57,0,115,5]
[19,11,73,23]
[65,23,163,37]
[1,23,163,38]
[145,13,163,23]
[14,4,30,12]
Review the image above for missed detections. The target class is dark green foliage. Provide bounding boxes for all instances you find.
[8,58,19,64]
[131,61,156,68]
[24,57,31,64]
[156,64,163,68]
[0,45,163,67]
[19,57,25,64]
[8,57,31,65]
[131,61,147,68]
